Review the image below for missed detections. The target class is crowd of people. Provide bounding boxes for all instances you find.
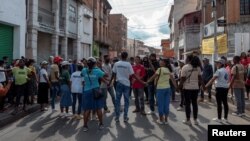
[0,50,249,132]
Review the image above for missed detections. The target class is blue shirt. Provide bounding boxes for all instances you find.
[82,67,105,91]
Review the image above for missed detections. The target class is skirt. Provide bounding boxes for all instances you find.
[60,84,72,107]
[82,88,104,111]
[37,83,49,104]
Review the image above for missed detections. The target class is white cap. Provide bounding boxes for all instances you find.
[41,61,48,65]
[61,61,70,66]
[87,57,97,63]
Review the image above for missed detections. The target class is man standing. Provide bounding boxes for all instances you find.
[101,55,116,113]
[50,56,62,112]
[132,56,146,115]
[230,56,246,117]
[110,52,145,123]
[200,58,213,102]
[147,53,159,114]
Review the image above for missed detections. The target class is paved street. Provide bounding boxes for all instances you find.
[0,95,250,141]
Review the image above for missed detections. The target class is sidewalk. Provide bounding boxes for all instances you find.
[0,104,40,128]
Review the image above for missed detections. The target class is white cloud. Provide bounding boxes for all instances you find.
[108,0,173,48]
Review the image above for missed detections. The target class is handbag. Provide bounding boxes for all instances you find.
[86,69,103,99]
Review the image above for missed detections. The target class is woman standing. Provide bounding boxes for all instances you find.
[38,61,50,111]
[206,59,229,122]
[59,61,72,117]
[179,55,204,126]
[81,57,106,132]
[147,58,178,124]
[26,59,38,104]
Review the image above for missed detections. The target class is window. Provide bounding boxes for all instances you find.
[240,0,250,15]
[69,5,77,23]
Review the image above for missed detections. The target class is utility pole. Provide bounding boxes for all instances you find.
[212,0,218,70]
[133,38,136,57]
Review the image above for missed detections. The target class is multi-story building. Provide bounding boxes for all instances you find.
[127,38,144,57]
[161,39,175,58]
[199,0,250,59]
[0,0,26,59]
[109,14,128,57]
[169,0,198,59]
[178,10,201,60]
[93,0,112,58]
[26,0,93,63]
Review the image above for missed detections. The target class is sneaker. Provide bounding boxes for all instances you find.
[183,120,192,126]
[164,120,169,125]
[99,124,104,130]
[194,120,199,125]
[177,107,183,111]
[52,109,58,113]
[65,113,73,117]
[115,118,120,123]
[141,111,147,116]
[212,118,222,123]
[76,115,83,120]
[133,109,140,113]
[241,113,246,117]
[222,118,228,123]
[83,126,88,132]
[147,111,155,115]
[104,109,111,113]
[59,113,66,117]
[232,112,242,117]
[156,120,164,125]
[124,117,129,123]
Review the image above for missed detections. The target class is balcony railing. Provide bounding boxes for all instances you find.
[240,15,250,23]
[38,7,54,29]
[179,25,200,34]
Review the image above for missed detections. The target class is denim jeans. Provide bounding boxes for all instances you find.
[234,88,245,114]
[51,82,60,109]
[156,88,171,117]
[115,82,130,119]
[147,84,156,111]
[133,88,145,111]
[72,93,82,115]
[101,86,116,110]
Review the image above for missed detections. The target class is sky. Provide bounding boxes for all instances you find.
[108,0,173,48]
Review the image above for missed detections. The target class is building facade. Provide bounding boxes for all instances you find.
[26,0,93,63]
[161,39,175,58]
[93,0,112,58]
[0,0,26,60]
[109,14,128,57]
[169,0,198,59]
[178,11,201,60]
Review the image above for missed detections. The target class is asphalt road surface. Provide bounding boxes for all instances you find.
[0,95,250,141]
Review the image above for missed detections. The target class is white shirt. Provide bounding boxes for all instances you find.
[214,68,229,88]
[39,68,49,83]
[0,67,6,83]
[112,61,134,87]
[70,71,84,93]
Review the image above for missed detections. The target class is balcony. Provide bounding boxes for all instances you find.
[240,15,250,23]
[38,7,54,30]
[179,25,200,34]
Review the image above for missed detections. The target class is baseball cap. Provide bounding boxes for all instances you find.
[214,59,225,65]
[41,61,48,65]
[203,58,209,61]
[54,56,63,63]
[87,57,97,63]
[61,61,70,66]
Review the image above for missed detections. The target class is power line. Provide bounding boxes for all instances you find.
[114,0,167,7]
[128,24,168,29]
[113,1,167,9]
[112,4,168,14]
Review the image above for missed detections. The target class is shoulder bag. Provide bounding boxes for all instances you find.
[86,69,103,100]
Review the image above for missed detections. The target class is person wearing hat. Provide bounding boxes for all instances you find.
[205,59,229,123]
[50,56,63,112]
[38,61,50,111]
[81,57,107,132]
[200,58,213,102]
[59,61,72,117]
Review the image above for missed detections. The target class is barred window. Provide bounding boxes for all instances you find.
[240,0,250,15]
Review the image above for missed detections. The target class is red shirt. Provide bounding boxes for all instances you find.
[240,58,248,68]
[132,64,146,89]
